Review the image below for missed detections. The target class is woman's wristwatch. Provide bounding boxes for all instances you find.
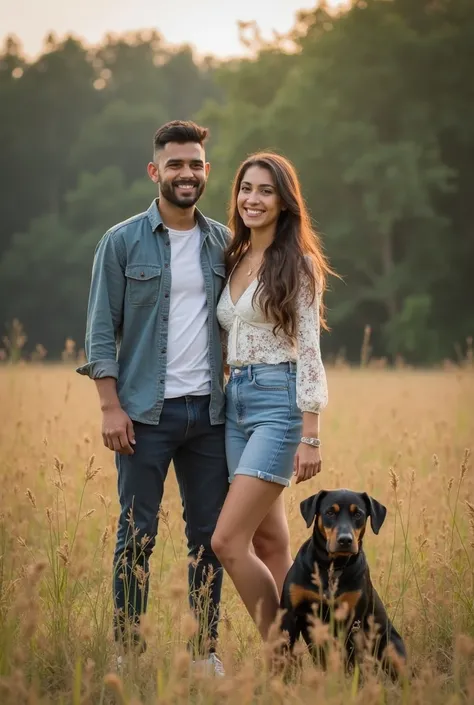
[301,436,321,448]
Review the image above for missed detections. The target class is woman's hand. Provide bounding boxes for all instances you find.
[293,443,322,484]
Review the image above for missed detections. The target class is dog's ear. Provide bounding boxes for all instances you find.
[300,491,327,529]
[361,494,387,534]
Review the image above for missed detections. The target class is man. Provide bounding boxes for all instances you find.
[77,120,229,676]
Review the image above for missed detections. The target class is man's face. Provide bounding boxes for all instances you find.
[148,141,210,209]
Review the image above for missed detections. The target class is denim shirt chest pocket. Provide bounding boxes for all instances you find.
[211,262,226,302]
[125,264,162,307]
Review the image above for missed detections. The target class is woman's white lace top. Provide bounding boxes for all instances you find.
[217,275,328,413]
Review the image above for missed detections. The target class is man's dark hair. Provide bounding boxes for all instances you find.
[154,120,209,154]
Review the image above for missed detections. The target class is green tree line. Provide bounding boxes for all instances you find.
[1,0,473,364]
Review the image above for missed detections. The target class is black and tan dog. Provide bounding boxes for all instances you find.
[279,489,407,678]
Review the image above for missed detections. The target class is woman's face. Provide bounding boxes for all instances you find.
[237,165,283,232]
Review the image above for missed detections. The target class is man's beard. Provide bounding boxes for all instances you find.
[159,178,205,209]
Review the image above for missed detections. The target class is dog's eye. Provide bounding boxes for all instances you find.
[326,508,335,517]
[354,511,362,520]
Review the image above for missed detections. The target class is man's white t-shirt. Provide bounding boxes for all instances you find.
[164,224,211,398]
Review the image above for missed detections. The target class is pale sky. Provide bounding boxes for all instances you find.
[1,0,346,60]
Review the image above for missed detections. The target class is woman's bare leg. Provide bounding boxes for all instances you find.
[252,494,292,597]
[211,475,284,640]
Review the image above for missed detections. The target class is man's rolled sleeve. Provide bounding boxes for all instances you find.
[76,358,120,379]
[76,231,126,380]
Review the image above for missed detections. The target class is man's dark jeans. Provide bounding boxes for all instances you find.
[113,395,228,656]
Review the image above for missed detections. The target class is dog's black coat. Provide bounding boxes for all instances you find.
[279,489,407,677]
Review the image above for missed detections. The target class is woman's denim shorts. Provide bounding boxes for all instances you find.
[225,362,303,487]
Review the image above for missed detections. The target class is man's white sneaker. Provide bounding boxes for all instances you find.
[192,652,225,677]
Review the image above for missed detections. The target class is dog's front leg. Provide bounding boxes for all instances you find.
[271,609,302,677]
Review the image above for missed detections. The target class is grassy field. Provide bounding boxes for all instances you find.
[0,364,473,704]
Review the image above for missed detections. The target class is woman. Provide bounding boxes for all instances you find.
[211,152,336,641]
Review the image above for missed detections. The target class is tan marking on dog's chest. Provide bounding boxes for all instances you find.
[288,585,362,612]
[336,590,362,611]
[289,584,324,609]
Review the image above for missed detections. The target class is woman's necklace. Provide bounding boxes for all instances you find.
[245,250,263,277]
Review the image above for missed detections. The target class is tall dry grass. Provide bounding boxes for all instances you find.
[0,364,473,704]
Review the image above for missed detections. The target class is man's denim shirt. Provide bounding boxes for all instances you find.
[77,199,230,425]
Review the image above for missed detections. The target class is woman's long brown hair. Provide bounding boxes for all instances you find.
[226,152,337,338]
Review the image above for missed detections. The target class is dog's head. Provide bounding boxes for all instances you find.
[300,489,387,557]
